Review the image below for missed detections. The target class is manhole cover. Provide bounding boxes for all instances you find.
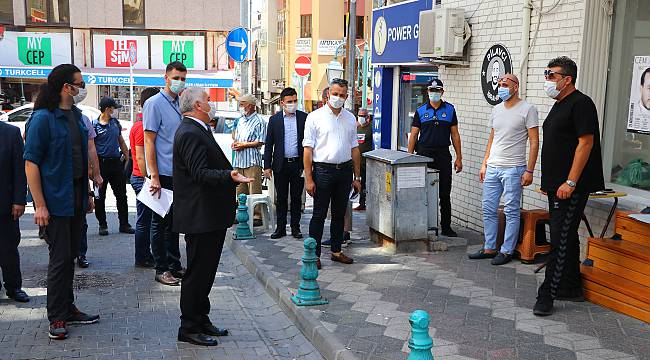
[37,272,124,290]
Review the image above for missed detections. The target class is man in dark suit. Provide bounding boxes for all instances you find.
[173,87,252,346]
[0,121,29,302]
[264,87,307,239]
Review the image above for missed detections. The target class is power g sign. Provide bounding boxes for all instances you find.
[0,31,71,67]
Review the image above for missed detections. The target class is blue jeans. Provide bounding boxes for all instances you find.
[130,175,154,264]
[149,175,181,274]
[482,166,526,254]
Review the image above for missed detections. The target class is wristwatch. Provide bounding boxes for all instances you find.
[565,179,576,188]
[354,176,362,181]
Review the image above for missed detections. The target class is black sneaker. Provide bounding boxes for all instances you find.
[441,228,458,237]
[67,307,100,325]
[533,298,554,316]
[6,289,30,303]
[119,225,135,234]
[491,253,513,266]
[98,227,109,236]
[468,249,498,260]
[49,321,68,340]
[77,256,89,268]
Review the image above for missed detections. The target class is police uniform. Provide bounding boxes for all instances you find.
[411,83,458,233]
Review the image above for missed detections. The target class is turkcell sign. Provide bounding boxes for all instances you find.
[371,0,433,64]
[0,67,50,78]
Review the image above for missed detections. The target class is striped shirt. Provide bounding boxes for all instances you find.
[233,112,266,168]
[283,112,299,158]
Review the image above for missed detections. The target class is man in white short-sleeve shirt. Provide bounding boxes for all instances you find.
[469,73,539,265]
[303,78,361,268]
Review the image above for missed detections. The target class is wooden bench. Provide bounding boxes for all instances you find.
[582,210,650,323]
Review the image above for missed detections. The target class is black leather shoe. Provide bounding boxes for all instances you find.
[491,253,513,266]
[98,227,109,236]
[119,225,135,234]
[6,289,29,303]
[270,229,286,239]
[441,228,458,237]
[177,331,219,346]
[291,228,302,239]
[253,219,263,227]
[77,256,90,268]
[202,324,229,337]
[468,249,498,260]
[533,298,554,316]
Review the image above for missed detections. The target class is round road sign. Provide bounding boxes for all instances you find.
[294,56,311,77]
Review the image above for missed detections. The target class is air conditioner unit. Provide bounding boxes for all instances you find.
[418,8,467,59]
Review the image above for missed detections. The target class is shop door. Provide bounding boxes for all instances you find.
[397,69,438,151]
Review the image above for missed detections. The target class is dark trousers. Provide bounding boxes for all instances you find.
[131,175,154,264]
[359,158,367,206]
[78,217,88,257]
[45,180,85,322]
[180,230,226,333]
[274,160,304,229]
[309,164,353,257]
[0,215,22,292]
[150,175,181,274]
[95,157,130,228]
[418,147,453,230]
[537,192,589,300]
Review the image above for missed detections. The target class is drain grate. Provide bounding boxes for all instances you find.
[36,272,126,290]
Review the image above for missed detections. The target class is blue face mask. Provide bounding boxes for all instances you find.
[498,87,512,101]
[169,79,186,94]
[428,91,442,103]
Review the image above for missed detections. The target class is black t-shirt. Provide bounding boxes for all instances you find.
[412,101,458,149]
[62,109,84,180]
[541,90,605,193]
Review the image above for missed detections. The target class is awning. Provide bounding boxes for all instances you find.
[0,66,235,88]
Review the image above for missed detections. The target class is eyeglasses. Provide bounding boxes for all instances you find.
[498,77,519,85]
[544,70,567,79]
[68,81,86,89]
[331,78,349,86]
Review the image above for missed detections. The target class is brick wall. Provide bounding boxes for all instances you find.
[431,0,642,258]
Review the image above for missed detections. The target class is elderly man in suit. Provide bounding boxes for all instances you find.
[264,87,307,239]
[173,87,252,346]
[0,121,29,303]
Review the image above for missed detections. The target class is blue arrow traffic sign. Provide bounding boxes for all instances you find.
[226,27,249,63]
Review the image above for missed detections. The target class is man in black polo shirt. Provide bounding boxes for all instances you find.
[407,79,463,237]
[534,56,605,316]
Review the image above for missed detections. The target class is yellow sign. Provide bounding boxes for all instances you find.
[385,172,392,193]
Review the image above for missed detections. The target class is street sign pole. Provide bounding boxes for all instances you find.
[128,44,137,123]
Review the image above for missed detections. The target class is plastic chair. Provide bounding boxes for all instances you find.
[246,194,274,232]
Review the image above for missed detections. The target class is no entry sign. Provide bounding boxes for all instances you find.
[294,55,311,77]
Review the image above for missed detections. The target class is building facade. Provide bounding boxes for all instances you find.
[0,0,240,118]
[372,0,649,257]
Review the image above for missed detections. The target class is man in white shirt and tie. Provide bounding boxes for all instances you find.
[303,78,361,269]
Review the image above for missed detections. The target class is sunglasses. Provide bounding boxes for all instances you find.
[68,81,86,89]
[543,70,567,79]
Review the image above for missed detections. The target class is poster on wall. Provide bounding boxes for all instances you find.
[317,40,345,56]
[295,38,312,54]
[150,35,206,70]
[0,31,72,66]
[92,35,149,69]
[481,44,512,106]
[627,56,650,135]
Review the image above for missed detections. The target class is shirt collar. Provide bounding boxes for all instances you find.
[160,90,178,104]
[187,116,210,131]
[283,111,296,118]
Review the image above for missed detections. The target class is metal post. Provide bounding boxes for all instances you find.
[361,45,369,110]
[129,63,134,123]
[20,78,25,105]
[345,0,357,110]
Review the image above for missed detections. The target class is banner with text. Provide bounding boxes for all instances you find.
[317,40,345,56]
[0,31,71,67]
[295,38,312,54]
[92,35,149,69]
[150,35,206,70]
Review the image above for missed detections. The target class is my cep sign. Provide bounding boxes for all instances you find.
[17,36,51,65]
[163,40,194,68]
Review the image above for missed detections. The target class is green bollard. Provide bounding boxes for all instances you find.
[408,310,434,360]
[291,237,328,306]
[234,194,255,240]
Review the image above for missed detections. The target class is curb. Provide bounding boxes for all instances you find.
[226,234,360,360]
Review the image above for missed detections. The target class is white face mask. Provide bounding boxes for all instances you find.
[544,80,562,99]
[284,103,297,114]
[200,101,217,119]
[72,87,87,104]
[357,115,367,126]
[328,95,345,109]
[240,106,248,117]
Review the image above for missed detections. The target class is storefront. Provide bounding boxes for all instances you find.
[371,0,649,241]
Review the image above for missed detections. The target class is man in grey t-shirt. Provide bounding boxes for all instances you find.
[469,74,539,265]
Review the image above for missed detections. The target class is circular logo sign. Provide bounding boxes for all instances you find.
[294,55,311,77]
[374,16,388,56]
[481,44,512,105]
[374,70,382,88]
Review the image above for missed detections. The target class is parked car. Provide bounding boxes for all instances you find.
[0,103,132,148]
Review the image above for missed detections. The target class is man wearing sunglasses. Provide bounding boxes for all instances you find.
[470,74,539,266]
[407,78,463,238]
[535,56,604,317]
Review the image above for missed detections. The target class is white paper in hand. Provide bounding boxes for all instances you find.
[137,178,174,217]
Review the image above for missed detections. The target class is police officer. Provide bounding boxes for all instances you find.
[407,79,463,237]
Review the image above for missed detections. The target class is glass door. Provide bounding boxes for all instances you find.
[397,67,438,151]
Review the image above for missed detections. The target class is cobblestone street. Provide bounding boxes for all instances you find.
[0,197,323,360]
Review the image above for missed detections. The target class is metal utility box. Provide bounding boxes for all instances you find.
[364,149,439,253]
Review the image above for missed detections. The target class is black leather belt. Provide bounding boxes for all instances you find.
[314,160,353,169]
[285,157,300,163]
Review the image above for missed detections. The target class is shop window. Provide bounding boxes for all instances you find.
[123,0,144,28]
[0,0,13,24]
[603,0,650,193]
[300,14,311,38]
[344,15,365,39]
[396,69,438,151]
[277,10,285,52]
[26,0,69,25]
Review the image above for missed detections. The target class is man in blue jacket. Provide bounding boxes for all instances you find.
[0,121,29,303]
